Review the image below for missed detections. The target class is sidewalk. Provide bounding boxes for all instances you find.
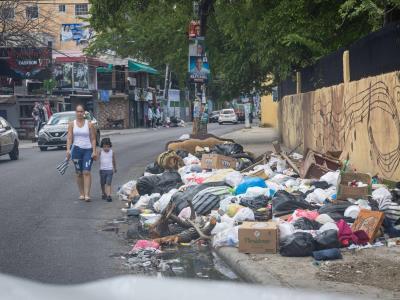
[221,126,279,156]
[217,126,400,299]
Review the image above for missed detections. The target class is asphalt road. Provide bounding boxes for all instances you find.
[0,123,243,284]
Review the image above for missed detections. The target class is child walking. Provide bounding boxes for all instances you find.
[99,138,117,202]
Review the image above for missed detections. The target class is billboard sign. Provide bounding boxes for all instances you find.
[61,23,93,44]
[0,47,51,79]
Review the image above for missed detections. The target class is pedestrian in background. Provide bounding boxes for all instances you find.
[155,105,161,127]
[99,138,116,202]
[147,106,153,128]
[66,104,97,202]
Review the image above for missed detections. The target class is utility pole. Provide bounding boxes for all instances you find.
[191,0,213,136]
[163,64,169,121]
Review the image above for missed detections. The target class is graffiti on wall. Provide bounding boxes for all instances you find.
[281,72,400,179]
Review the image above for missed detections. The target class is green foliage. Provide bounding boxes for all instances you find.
[88,0,385,101]
[43,79,56,94]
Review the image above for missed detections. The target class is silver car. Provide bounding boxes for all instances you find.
[37,111,100,151]
[0,117,19,160]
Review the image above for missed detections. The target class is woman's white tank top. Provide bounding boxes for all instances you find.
[73,120,92,149]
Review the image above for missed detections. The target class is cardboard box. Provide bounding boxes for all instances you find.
[337,172,371,200]
[201,154,237,170]
[239,221,279,254]
[352,209,384,243]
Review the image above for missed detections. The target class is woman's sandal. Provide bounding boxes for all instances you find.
[84,196,91,202]
[79,196,85,201]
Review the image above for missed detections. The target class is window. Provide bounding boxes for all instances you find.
[26,6,38,19]
[75,4,88,16]
[19,104,34,118]
[0,7,15,19]
[59,4,66,13]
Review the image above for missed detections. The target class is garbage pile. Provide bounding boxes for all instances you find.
[118,137,400,263]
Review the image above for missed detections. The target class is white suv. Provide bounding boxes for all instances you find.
[218,109,238,125]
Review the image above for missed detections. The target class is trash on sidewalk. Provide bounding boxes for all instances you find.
[117,133,400,273]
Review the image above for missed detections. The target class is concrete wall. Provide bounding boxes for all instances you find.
[260,94,278,128]
[97,96,129,129]
[279,71,400,180]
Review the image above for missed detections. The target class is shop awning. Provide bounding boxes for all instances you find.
[96,64,113,73]
[128,60,159,75]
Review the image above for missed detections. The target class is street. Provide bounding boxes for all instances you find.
[0,123,243,284]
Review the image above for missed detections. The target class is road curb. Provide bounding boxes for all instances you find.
[215,247,286,286]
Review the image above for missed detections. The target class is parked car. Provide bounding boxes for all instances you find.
[209,110,220,123]
[37,111,101,151]
[0,117,19,160]
[218,108,238,124]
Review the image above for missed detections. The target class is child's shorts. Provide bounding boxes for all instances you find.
[100,170,113,185]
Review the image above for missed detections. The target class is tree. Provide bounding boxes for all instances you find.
[0,0,53,47]
[87,0,388,100]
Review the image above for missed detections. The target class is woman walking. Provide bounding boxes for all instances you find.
[66,105,97,202]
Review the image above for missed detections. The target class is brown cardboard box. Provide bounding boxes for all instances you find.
[201,154,237,169]
[239,221,279,254]
[352,209,384,243]
[337,172,371,200]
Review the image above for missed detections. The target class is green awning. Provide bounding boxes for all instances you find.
[128,60,159,75]
[96,64,113,73]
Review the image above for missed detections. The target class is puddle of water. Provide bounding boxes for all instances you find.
[105,215,240,281]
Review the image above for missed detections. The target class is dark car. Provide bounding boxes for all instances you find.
[209,110,220,123]
[0,117,19,160]
[37,111,101,151]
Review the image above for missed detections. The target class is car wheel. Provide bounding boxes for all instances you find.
[96,131,100,146]
[9,142,19,160]
[218,122,222,125]
[39,146,47,151]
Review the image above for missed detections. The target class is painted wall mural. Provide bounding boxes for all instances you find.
[280,71,400,180]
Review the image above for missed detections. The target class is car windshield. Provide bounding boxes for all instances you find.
[47,114,75,125]
[222,110,234,114]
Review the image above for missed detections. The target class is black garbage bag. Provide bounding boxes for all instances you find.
[318,203,353,221]
[315,229,341,250]
[136,171,183,196]
[312,181,331,189]
[280,232,316,257]
[293,217,321,230]
[176,149,189,159]
[237,158,253,171]
[240,195,269,210]
[144,162,164,174]
[212,143,244,156]
[272,190,314,216]
[171,181,227,214]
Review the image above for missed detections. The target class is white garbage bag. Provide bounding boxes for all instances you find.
[225,171,243,187]
[320,171,340,186]
[233,207,255,222]
[117,180,137,201]
[212,226,239,248]
[183,154,200,166]
[153,189,178,213]
[278,222,295,240]
[319,222,339,232]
